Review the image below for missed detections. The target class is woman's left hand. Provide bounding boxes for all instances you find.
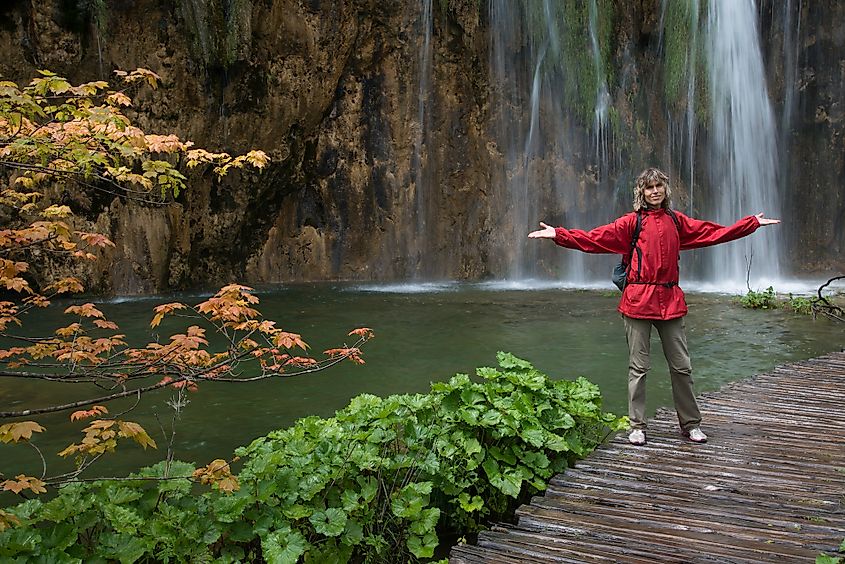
[755,213,781,226]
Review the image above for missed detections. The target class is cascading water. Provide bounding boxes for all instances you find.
[444,1,784,289]
[660,0,700,217]
[489,1,614,284]
[704,0,782,289]
[588,0,610,174]
[407,0,434,279]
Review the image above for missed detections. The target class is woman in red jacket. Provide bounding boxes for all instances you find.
[528,167,780,446]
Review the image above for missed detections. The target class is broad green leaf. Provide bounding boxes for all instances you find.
[309,508,347,537]
[341,489,360,511]
[342,518,364,545]
[261,529,307,564]
[98,531,151,564]
[459,408,480,425]
[479,409,502,426]
[545,433,571,452]
[357,476,378,503]
[460,388,485,406]
[520,428,546,447]
[482,458,500,481]
[458,493,484,512]
[409,507,440,535]
[497,351,533,371]
[391,482,432,519]
[489,445,517,465]
[475,366,500,379]
[491,469,522,498]
[407,531,438,558]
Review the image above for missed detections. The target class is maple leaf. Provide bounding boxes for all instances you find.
[41,205,72,218]
[145,134,185,153]
[2,475,47,495]
[55,322,83,337]
[193,459,239,493]
[44,277,84,294]
[274,331,309,350]
[117,421,157,449]
[105,92,132,106]
[64,303,105,319]
[2,277,31,293]
[239,338,259,350]
[285,356,318,367]
[170,379,199,392]
[76,231,115,248]
[70,405,108,422]
[150,302,186,328]
[348,327,375,339]
[0,421,45,443]
[0,259,27,279]
[93,319,119,330]
[57,443,82,458]
[245,150,270,169]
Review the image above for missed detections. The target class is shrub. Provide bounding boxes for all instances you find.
[737,286,777,309]
[786,294,815,315]
[0,353,625,562]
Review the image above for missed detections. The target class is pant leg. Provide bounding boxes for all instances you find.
[623,315,652,430]
[655,316,702,432]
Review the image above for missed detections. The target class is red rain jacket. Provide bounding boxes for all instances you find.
[553,209,760,320]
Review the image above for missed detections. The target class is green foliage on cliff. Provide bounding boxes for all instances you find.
[180,0,253,71]
[661,0,709,119]
[0,353,625,562]
[522,0,615,126]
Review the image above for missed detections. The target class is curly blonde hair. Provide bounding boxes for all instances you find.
[633,167,672,211]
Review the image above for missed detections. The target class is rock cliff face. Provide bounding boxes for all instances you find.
[0,0,841,293]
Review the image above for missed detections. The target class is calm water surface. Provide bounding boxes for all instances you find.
[1,284,842,479]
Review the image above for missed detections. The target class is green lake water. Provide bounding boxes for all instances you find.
[1,283,842,480]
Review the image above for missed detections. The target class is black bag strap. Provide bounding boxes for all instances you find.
[627,209,680,284]
[625,212,642,261]
[665,208,681,231]
[623,211,642,282]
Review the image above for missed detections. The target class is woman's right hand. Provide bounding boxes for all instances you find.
[528,222,557,239]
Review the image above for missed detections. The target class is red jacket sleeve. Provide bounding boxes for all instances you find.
[553,214,635,254]
[676,212,760,250]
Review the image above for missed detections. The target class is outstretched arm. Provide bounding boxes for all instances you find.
[528,215,634,254]
[678,211,779,250]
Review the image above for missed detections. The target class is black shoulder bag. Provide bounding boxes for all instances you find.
[611,212,642,291]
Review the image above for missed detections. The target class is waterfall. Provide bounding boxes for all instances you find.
[705,0,782,288]
[481,1,785,289]
[488,1,613,284]
[408,0,434,279]
[588,0,610,175]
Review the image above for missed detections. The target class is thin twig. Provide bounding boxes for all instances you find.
[27,442,47,480]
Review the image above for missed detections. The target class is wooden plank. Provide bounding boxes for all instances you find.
[449,351,845,562]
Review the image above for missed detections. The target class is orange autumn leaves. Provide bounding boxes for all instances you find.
[2,284,373,392]
[0,422,47,496]
[145,284,374,386]
[0,69,372,502]
[0,285,374,497]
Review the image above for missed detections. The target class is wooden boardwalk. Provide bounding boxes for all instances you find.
[450,351,845,563]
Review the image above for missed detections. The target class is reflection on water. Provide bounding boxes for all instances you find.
[1,285,842,480]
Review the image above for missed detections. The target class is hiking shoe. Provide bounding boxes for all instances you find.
[628,429,646,445]
[684,428,708,443]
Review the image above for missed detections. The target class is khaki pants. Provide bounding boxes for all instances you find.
[623,315,701,432]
